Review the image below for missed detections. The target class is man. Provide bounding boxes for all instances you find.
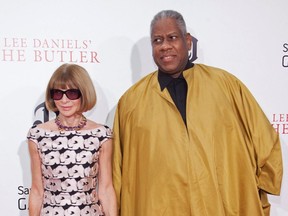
[112,10,283,216]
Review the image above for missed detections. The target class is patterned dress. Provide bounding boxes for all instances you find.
[27,124,112,216]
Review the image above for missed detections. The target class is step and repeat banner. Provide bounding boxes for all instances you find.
[0,0,287,215]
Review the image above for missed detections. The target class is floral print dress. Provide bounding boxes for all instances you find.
[27,125,112,216]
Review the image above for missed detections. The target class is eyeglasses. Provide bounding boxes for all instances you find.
[50,89,81,100]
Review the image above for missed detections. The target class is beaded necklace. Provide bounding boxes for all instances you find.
[55,115,87,131]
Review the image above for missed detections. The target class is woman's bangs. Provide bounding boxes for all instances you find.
[53,78,78,89]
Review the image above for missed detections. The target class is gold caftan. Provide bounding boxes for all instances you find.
[112,64,283,216]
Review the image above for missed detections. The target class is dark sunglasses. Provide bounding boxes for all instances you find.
[50,89,82,100]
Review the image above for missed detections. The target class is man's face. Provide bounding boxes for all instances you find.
[151,18,192,77]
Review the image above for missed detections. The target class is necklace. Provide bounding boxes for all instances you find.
[55,115,87,131]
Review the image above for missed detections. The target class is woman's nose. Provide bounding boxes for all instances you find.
[61,93,69,102]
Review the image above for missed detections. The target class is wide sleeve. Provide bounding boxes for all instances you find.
[231,78,283,196]
[112,103,123,211]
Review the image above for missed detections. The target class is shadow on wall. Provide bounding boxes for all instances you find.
[130,36,156,84]
[17,140,30,216]
[106,36,156,127]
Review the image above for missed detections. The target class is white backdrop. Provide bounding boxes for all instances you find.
[0,0,287,215]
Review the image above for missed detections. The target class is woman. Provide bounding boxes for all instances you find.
[27,63,117,216]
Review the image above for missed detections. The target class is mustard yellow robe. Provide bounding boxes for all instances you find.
[112,64,283,216]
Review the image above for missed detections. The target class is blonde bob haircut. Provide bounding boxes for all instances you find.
[45,63,97,113]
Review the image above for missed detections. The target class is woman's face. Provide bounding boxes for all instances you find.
[53,88,81,117]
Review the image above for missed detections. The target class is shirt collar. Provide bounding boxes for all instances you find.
[158,61,194,91]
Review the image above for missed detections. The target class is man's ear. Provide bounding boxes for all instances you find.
[186,33,193,50]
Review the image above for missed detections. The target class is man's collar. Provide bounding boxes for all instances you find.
[158,61,194,91]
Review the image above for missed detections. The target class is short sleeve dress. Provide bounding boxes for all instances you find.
[27,124,112,216]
